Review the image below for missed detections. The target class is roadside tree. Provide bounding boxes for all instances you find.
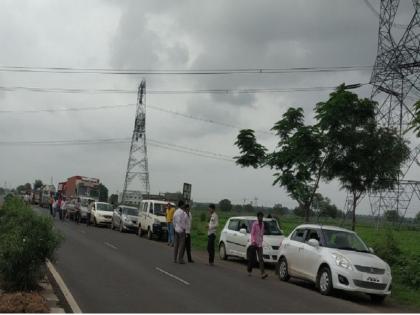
[219,199,232,212]
[98,184,108,202]
[272,203,289,216]
[235,108,326,222]
[315,85,410,230]
[384,210,400,222]
[33,179,43,190]
[415,211,420,223]
[109,194,118,206]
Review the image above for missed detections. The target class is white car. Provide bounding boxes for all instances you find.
[137,200,174,240]
[219,216,285,264]
[90,202,113,226]
[277,224,392,303]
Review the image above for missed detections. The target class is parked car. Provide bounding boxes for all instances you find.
[90,202,113,226]
[65,200,77,220]
[219,216,284,264]
[111,205,139,232]
[277,224,392,303]
[137,199,175,240]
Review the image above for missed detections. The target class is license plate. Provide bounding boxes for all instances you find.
[362,274,383,283]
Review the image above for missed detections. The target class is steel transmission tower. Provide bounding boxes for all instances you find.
[344,0,420,227]
[121,80,150,204]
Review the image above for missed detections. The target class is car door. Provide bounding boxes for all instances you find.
[300,229,323,281]
[115,207,122,227]
[91,203,96,222]
[224,219,239,255]
[139,203,147,229]
[286,228,307,276]
[236,220,252,259]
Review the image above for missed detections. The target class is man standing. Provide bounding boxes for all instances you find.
[75,198,81,224]
[166,203,175,246]
[185,204,194,263]
[247,212,268,279]
[173,200,187,264]
[207,204,218,266]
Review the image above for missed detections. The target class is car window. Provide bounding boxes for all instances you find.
[153,203,166,216]
[290,229,306,242]
[228,219,239,231]
[122,207,139,216]
[305,229,321,244]
[264,220,283,235]
[239,220,249,232]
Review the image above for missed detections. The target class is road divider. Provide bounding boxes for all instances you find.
[155,267,190,286]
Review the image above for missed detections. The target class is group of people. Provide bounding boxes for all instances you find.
[48,194,82,223]
[166,201,268,279]
[166,201,219,265]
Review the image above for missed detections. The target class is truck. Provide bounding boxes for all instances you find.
[40,185,56,208]
[57,176,100,201]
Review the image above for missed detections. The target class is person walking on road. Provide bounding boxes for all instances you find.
[185,204,194,263]
[207,204,218,266]
[49,193,54,217]
[173,200,187,264]
[57,195,63,220]
[52,198,58,218]
[75,197,81,224]
[166,203,175,246]
[61,197,67,221]
[247,212,268,279]
[86,201,93,226]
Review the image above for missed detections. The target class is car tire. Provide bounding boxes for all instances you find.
[369,294,386,304]
[219,242,228,260]
[317,266,333,295]
[278,257,290,281]
[147,228,152,240]
[137,225,143,237]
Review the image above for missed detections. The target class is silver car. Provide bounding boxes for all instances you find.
[111,205,139,232]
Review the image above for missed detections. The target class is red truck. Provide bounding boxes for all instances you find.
[57,176,100,201]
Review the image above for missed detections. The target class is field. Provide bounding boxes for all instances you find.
[190,209,420,309]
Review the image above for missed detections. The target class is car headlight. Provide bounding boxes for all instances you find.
[332,253,352,270]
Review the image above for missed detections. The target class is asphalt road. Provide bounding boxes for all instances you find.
[33,206,404,313]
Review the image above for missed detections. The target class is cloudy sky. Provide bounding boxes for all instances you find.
[0,0,419,216]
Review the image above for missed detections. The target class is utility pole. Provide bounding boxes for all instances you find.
[121,80,150,204]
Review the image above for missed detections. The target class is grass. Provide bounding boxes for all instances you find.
[190,210,420,309]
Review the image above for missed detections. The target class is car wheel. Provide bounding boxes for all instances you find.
[317,266,333,295]
[137,225,143,237]
[219,242,228,260]
[119,222,124,233]
[369,294,386,304]
[147,228,152,240]
[278,257,290,281]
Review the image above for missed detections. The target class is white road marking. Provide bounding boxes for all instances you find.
[155,267,190,286]
[104,242,118,250]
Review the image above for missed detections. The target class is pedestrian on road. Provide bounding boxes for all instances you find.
[173,200,187,264]
[247,211,268,279]
[86,201,93,226]
[49,193,54,217]
[166,203,175,246]
[75,197,81,224]
[57,195,63,220]
[207,204,218,266]
[61,197,67,221]
[185,204,194,263]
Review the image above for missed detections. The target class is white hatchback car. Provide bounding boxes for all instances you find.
[219,216,284,264]
[277,224,392,303]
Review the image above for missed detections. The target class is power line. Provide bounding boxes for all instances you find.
[0,137,235,162]
[0,64,373,76]
[0,102,273,135]
[0,83,369,95]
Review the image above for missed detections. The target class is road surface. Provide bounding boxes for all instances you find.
[34,206,405,313]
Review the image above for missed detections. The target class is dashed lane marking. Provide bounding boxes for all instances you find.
[155,267,190,286]
[104,242,118,250]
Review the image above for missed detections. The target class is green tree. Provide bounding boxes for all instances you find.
[235,108,326,222]
[0,187,5,195]
[243,203,254,213]
[109,194,118,206]
[272,203,289,216]
[98,184,108,202]
[33,179,43,190]
[218,199,232,212]
[416,212,420,223]
[316,85,410,230]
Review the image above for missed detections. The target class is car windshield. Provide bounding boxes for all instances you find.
[246,220,283,235]
[96,203,113,211]
[153,203,167,216]
[122,207,138,216]
[321,229,369,252]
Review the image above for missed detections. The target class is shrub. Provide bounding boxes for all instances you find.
[0,196,62,292]
[372,228,401,265]
[396,254,420,290]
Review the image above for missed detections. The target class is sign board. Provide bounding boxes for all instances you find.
[183,183,192,201]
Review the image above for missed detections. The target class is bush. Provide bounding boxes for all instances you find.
[372,228,401,265]
[396,254,420,290]
[0,197,62,291]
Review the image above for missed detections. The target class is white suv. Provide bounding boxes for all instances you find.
[277,224,392,303]
[219,216,284,264]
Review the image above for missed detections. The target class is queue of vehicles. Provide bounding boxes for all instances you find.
[70,201,392,304]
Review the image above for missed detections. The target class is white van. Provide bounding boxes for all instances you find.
[137,199,175,240]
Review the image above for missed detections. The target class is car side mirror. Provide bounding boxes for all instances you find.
[307,239,319,248]
[369,247,374,254]
[239,228,247,234]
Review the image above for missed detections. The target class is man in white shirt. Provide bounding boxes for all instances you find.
[173,200,187,264]
[185,204,194,263]
[207,204,219,265]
